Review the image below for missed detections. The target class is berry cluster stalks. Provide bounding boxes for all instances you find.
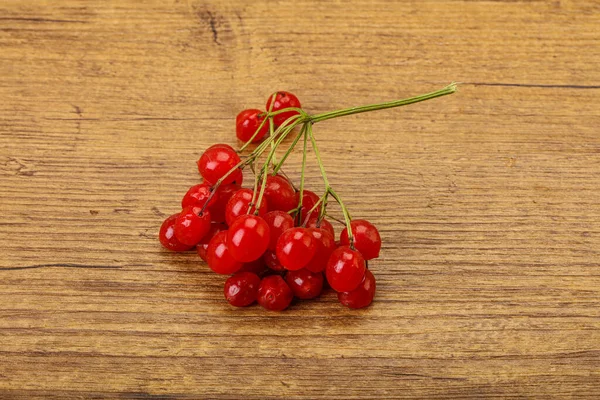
[159,83,457,310]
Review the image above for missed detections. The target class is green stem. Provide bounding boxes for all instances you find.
[328,187,354,248]
[295,129,309,224]
[273,124,306,175]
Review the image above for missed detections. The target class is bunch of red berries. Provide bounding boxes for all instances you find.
[159,85,457,311]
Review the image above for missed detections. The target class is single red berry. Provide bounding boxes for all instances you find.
[206,231,243,274]
[325,246,366,292]
[227,214,270,262]
[159,214,194,252]
[263,249,286,272]
[197,144,243,185]
[306,216,335,238]
[238,258,268,276]
[266,91,302,127]
[257,275,293,311]
[209,183,241,223]
[225,188,268,226]
[181,182,217,209]
[236,109,269,143]
[285,269,324,299]
[196,222,227,262]
[173,206,212,246]
[276,227,316,271]
[261,175,296,212]
[295,190,320,223]
[224,272,261,307]
[340,219,382,260]
[304,228,336,273]
[338,270,376,309]
[263,211,295,251]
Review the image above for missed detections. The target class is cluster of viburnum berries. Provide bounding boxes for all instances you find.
[159,84,456,311]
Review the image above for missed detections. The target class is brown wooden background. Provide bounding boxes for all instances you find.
[1,0,599,398]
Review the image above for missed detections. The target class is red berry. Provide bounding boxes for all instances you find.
[225,188,268,226]
[306,217,335,238]
[304,228,336,273]
[227,215,270,262]
[276,227,316,271]
[263,249,286,272]
[340,219,381,260]
[236,109,269,143]
[197,144,243,185]
[224,272,261,307]
[266,91,302,127]
[263,211,295,251]
[181,182,217,209]
[159,214,194,252]
[285,269,324,299]
[206,231,243,274]
[262,175,296,212]
[296,190,320,223]
[196,222,227,262]
[338,270,376,309]
[209,183,241,223]
[174,206,212,246]
[238,259,268,276]
[325,246,366,292]
[257,275,293,311]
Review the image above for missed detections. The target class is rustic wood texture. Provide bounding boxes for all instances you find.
[1,0,599,398]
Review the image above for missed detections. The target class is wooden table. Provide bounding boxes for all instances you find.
[1,1,599,398]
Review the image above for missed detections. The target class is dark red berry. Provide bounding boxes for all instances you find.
[174,206,212,246]
[236,109,269,143]
[266,91,302,127]
[285,269,324,299]
[263,249,286,272]
[304,228,336,273]
[209,183,241,223]
[197,144,243,185]
[159,214,194,252]
[181,182,216,209]
[263,210,295,251]
[196,222,227,262]
[306,216,335,238]
[338,270,376,309]
[238,258,268,276]
[325,246,366,292]
[257,275,293,311]
[340,219,381,260]
[227,214,270,262]
[225,188,268,226]
[206,231,243,274]
[262,175,296,212]
[276,227,316,271]
[296,190,320,223]
[224,272,261,307]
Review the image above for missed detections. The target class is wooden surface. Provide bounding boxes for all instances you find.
[1,0,599,398]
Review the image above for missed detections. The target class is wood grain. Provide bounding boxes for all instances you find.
[1,0,599,398]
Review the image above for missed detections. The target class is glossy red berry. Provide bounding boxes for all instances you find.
[296,190,320,222]
[338,270,376,309]
[173,206,212,246]
[276,227,317,271]
[224,272,261,307]
[236,109,269,143]
[197,144,243,185]
[306,217,335,238]
[227,215,270,262]
[325,246,366,292]
[238,259,268,276]
[159,214,194,252]
[340,219,382,260]
[196,222,227,262]
[257,275,293,311]
[263,211,295,251]
[263,250,286,272]
[285,269,324,299]
[262,175,296,212]
[266,91,302,127]
[206,231,243,274]
[209,183,241,223]
[225,188,268,226]
[181,182,217,209]
[304,228,336,273]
